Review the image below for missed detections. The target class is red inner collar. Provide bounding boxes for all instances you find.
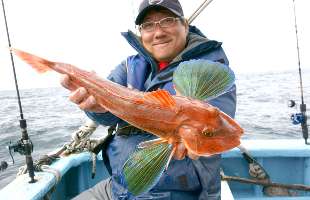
[158,61,169,71]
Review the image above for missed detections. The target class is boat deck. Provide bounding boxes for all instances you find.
[1,139,310,200]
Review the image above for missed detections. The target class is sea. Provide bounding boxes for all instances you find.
[0,69,309,189]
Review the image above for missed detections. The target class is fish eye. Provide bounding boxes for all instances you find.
[202,129,214,137]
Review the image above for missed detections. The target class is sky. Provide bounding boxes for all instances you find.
[0,0,309,90]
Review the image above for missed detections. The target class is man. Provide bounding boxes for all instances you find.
[65,0,236,199]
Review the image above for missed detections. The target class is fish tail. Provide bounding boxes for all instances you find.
[11,48,55,73]
[173,59,235,100]
[122,139,173,196]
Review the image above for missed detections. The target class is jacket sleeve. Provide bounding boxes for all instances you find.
[85,60,127,126]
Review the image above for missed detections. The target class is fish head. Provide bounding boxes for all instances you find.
[178,100,243,156]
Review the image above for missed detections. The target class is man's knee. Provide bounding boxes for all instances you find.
[71,178,112,200]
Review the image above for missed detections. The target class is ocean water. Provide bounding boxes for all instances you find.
[0,70,309,189]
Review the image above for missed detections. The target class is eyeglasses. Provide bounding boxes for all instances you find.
[139,17,182,32]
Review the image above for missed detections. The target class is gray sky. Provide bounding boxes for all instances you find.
[0,0,309,90]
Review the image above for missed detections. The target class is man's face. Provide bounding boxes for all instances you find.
[140,9,188,62]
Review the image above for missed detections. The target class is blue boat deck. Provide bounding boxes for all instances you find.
[222,139,310,200]
[1,139,310,200]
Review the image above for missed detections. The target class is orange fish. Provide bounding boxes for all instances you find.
[12,49,243,195]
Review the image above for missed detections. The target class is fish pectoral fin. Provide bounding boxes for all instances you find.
[173,59,235,101]
[137,138,167,149]
[122,140,173,196]
[142,89,176,108]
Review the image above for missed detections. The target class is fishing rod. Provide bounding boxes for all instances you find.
[289,0,308,145]
[1,0,36,182]
[188,0,214,24]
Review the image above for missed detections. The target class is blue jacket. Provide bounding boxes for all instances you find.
[86,26,236,200]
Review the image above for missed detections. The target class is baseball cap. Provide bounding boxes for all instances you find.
[135,0,184,25]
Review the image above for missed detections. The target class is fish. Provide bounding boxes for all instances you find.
[12,49,243,196]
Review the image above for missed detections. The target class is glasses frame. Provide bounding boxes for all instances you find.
[138,16,182,32]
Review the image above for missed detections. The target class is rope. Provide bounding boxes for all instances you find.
[91,153,97,179]
[238,145,270,180]
[16,119,102,181]
[16,154,60,178]
[62,119,99,155]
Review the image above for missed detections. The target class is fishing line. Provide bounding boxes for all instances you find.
[292,0,308,144]
[1,0,36,182]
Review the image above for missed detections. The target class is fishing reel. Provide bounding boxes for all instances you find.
[290,113,305,125]
[288,100,309,144]
[289,100,308,124]
[7,138,34,164]
[288,100,296,108]
[6,135,36,182]
[288,100,302,124]
[0,161,8,172]
[0,140,29,172]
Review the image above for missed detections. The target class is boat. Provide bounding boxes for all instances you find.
[1,0,309,199]
[1,135,310,200]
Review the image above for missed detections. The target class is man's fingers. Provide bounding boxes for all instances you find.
[60,75,73,90]
[60,74,80,91]
[79,95,97,110]
[60,74,107,113]
[69,87,87,104]
[172,142,200,160]
[173,143,186,160]
[79,95,107,113]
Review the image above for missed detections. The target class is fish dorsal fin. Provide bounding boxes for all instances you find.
[173,59,235,101]
[143,89,176,108]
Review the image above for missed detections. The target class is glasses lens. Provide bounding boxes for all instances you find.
[140,17,178,32]
[160,17,176,28]
[140,22,155,32]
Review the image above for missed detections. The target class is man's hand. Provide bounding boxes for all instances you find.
[60,74,107,113]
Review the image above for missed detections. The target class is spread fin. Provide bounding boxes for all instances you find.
[137,138,166,149]
[122,139,173,196]
[173,59,235,101]
[143,89,176,108]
